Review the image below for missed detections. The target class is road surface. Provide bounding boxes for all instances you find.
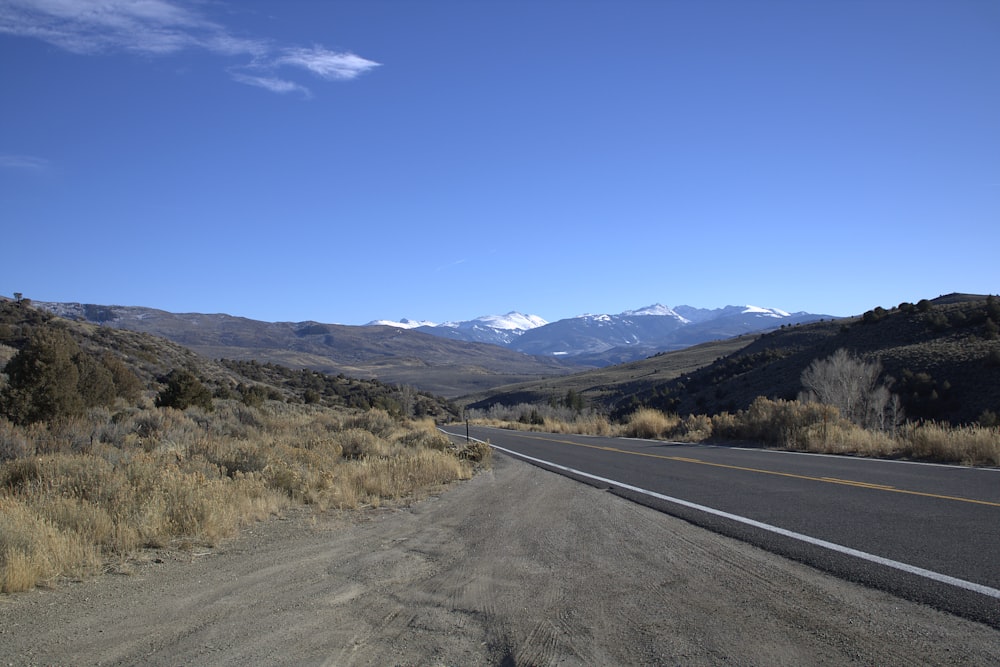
[442,425,1000,628]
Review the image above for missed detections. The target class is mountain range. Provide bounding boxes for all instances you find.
[33,300,832,396]
[370,304,829,365]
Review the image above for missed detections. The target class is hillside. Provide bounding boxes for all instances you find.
[32,303,583,398]
[462,334,757,411]
[0,299,459,421]
[30,300,835,397]
[467,294,1000,426]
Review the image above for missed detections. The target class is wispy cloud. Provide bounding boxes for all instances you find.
[277,47,380,81]
[0,0,260,55]
[230,72,310,98]
[0,0,379,95]
[0,154,48,170]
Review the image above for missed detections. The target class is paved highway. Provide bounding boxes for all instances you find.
[442,425,1000,628]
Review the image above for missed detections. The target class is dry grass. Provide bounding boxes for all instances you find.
[470,397,1000,467]
[901,422,1000,466]
[467,403,614,437]
[0,402,478,593]
[0,496,101,592]
[622,408,681,439]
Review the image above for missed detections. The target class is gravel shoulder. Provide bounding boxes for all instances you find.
[2,453,999,666]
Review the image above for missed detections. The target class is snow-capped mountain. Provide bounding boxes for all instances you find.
[451,312,549,331]
[366,318,438,329]
[412,303,827,364]
[368,312,546,341]
[35,299,830,370]
[674,304,790,324]
[414,312,548,346]
[620,304,691,321]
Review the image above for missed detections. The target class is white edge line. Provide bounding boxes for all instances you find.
[475,426,999,472]
[473,438,1000,601]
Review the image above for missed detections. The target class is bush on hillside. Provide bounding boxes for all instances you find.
[0,326,127,425]
[155,369,214,412]
[800,348,902,431]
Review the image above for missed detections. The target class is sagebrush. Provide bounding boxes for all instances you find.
[0,402,480,593]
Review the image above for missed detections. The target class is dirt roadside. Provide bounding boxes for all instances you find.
[1,453,999,666]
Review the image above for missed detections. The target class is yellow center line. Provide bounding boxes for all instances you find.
[821,477,897,491]
[510,432,1000,509]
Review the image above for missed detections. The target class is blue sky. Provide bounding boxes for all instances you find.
[2,0,997,325]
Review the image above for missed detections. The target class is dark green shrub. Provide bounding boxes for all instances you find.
[984,318,999,341]
[101,353,143,402]
[74,351,115,409]
[1,327,84,424]
[155,369,214,411]
[237,383,268,408]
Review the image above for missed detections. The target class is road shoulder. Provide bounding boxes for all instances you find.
[1,453,998,665]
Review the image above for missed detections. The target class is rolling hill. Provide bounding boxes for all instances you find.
[32,303,583,398]
[466,294,1000,426]
[0,298,460,420]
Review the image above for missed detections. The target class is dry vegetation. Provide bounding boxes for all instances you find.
[0,401,489,594]
[469,399,1000,467]
[468,297,1000,468]
[468,295,1000,428]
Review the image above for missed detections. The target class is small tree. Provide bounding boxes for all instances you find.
[101,352,143,402]
[0,327,84,424]
[984,318,999,341]
[74,350,116,409]
[800,348,901,431]
[156,369,214,411]
[564,389,584,413]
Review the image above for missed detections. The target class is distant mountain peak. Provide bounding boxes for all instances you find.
[740,305,792,318]
[620,303,690,322]
[366,318,437,329]
[456,311,548,331]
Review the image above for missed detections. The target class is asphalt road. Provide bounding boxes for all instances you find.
[441,425,1000,629]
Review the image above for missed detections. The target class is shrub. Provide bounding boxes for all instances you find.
[459,440,492,464]
[679,414,713,442]
[800,349,900,430]
[0,496,102,592]
[155,369,214,412]
[338,427,393,459]
[1,327,84,424]
[0,417,34,461]
[395,428,450,452]
[623,408,680,440]
[901,422,1000,466]
[740,397,839,447]
[0,399,478,592]
[985,319,999,341]
[101,353,143,403]
[344,408,397,438]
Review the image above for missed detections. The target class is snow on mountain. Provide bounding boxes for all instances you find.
[441,312,548,331]
[742,305,791,318]
[620,303,691,322]
[408,311,549,346]
[34,298,828,369]
[366,318,437,329]
[574,313,614,323]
